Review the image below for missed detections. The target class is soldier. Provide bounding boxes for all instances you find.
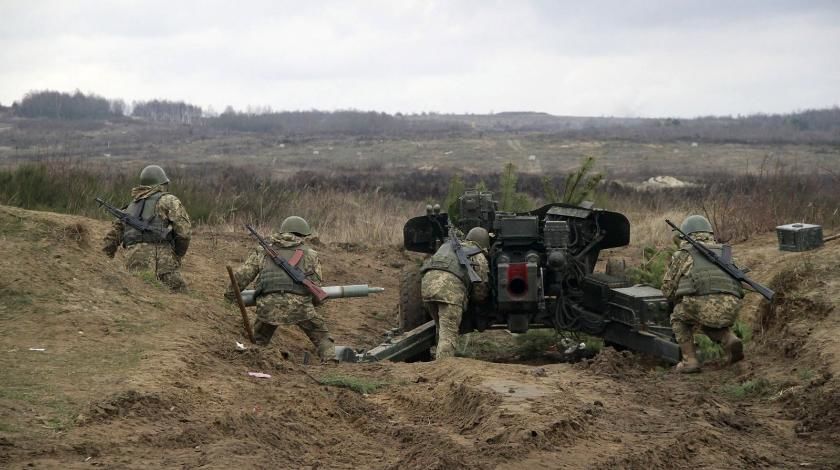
[662,215,745,373]
[102,165,191,291]
[225,216,336,362]
[421,227,491,360]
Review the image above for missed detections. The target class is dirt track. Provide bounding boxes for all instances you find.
[1,205,839,469]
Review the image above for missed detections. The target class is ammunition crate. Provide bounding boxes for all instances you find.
[581,273,630,312]
[776,223,823,252]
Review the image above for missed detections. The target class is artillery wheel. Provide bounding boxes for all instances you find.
[398,265,434,362]
[399,265,430,331]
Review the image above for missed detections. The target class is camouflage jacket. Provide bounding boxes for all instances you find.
[421,240,490,307]
[225,233,322,299]
[661,232,725,300]
[102,185,192,255]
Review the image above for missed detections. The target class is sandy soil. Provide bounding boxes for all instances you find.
[1,205,838,469]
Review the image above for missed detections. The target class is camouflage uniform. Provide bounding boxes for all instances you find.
[661,232,743,344]
[421,240,490,359]
[102,185,192,291]
[225,233,335,360]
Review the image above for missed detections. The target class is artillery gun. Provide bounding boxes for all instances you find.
[341,190,680,364]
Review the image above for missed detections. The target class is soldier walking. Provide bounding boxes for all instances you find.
[102,165,191,291]
[421,227,491,360]
[662,215,745,373]
[225,216,336,362]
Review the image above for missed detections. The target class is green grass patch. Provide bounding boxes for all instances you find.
[457,329,603,361]
[695,333,724,362]
[318,374,389,394]
[798,369,815,381]
[0,383,78,433]
[695,320,752,363]
[137,270,163,288]
[514,330,560,359]
[626,246,675,288]
[722,378,776,400]
[733,320,752,343]
[457,332,513,359]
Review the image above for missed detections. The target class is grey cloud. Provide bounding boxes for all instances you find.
[0,0,838,116]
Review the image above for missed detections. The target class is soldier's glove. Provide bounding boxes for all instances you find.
[173,237,190,258]
[102,245,117,259]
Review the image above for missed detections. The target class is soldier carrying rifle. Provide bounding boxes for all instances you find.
[663,215,773,373]
[225,216,337,363]
[99,165,192,292]
[421,227,491,360]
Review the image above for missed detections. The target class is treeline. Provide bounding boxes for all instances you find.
[210,109,468,136]
[11,90,125,120]
[132,99,203,124]
[550,108,840,144]
[7,90,840,143]
[432,109,840,144]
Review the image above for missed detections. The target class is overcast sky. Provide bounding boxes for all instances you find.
[1,0,838,117]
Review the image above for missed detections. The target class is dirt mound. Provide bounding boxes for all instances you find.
[575,347,650,378]
[85,390,182,422]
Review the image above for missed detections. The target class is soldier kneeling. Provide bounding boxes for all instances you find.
[225,216,336,362]
[662,215,745,373]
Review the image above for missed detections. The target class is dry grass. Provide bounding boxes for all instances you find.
[2,159,838,250]
[214,189,423,246]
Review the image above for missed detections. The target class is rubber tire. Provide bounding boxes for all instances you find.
[399,266,431,332]
[398,265,434,362]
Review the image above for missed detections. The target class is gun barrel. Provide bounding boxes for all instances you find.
[240,285,384,307]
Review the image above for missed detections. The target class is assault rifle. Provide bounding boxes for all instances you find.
[245,224,329,305]
[449,226,482,283]
[95,197,170,239]
[666,219,775,301]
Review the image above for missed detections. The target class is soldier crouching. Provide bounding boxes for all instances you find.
[102,165,191,291]
[421,227,490,360]
[225,216,336,362]
[662,215,745,373]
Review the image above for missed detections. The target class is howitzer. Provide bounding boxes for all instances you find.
[245,224,329,305]
[666,219,775,301]
[239,285,384,307]
[94,197,170,240]
[374,190,683,364]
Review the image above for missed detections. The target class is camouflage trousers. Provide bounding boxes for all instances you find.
[670,294,742,344]
[425,302,464,360]
[255,292,335,360]
[124,242,186,292]
[421,270,469,360]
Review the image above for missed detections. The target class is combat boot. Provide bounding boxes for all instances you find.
[721,330,744,365]
[703,327,744,365]
[676,341,701,374]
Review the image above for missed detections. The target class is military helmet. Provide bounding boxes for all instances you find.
[465,227,490,250]
[280,216,312,236]
[139,165,170,186]
[679,215,713,235]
